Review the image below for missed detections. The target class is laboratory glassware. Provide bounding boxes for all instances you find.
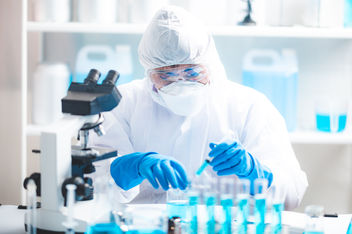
[187,189,199,234]
[196,130,237,176]
[235,179,250,234]
[315,99,348,133]
[86,177,122,234]
[219,178,234,234]
[167,188,188,219]
[254,179,268,234]
[124,206,167,234]
[202,177,218,234]
[269,186,286,234]
[304,205,324,234]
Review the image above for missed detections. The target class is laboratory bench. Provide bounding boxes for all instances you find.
[0,204,351,234]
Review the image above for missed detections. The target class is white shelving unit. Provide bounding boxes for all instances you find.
[25,22,352,145]
[27,21,352,39]
[26,123,352,145]
[289,131,352,144]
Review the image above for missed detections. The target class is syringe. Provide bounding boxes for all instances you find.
[195,131,237,176]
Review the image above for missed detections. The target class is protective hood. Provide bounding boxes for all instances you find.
[138,5,227,83]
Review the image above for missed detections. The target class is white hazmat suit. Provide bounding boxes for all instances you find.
[93,6,308,210]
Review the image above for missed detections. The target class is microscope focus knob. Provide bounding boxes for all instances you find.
[62,177,94,204]
[23,173,41,197]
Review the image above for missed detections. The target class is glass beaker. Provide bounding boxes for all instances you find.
[304,205,324,234]
[124,206,167,234]
[167,188,188,219]
[315,99,348,133]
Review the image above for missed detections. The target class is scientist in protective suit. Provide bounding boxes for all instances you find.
[93,5,308,210]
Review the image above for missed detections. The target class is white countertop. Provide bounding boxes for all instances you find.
[0,204,351,234]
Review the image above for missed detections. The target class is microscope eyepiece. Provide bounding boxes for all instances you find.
[84,69,101,84]
[102,70,120,86]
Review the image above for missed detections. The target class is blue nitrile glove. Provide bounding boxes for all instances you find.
[110,152,188,191]
[208,142,273,194]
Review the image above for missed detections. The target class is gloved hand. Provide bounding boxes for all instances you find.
[110,152,188,191]
[208,141,273,193]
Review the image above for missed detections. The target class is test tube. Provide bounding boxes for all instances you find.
[254,179,268,234]
[236,179,250,234]
[187,189,199,234]
[63,184,77,234]
[204,178,217,234]
[26,179,37,234]
[195,130,237,176]
[269,186,286,234]
[220,178,234,234]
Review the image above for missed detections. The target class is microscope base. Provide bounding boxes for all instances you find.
[24,200,111,233]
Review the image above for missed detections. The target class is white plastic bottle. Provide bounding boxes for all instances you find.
[32,63,70,124]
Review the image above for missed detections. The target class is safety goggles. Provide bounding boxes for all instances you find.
[148,64,209,88]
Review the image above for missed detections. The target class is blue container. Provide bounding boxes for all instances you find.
[242,49,298,132]
[75,45,133,85]
[345,0,352,27]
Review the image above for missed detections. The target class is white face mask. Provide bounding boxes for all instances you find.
[149,80,209,116]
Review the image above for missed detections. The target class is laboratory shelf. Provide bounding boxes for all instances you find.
[27,21,352,39]
[27,22,146,34]
[289,131,352,145]
[26,123,352,145]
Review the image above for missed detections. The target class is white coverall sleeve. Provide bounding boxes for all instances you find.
[90,87,140,203]
[240,95,308,210]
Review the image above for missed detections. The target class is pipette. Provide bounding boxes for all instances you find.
[27,179,37,234]
[195,131,237,176]
[63,184,77,234]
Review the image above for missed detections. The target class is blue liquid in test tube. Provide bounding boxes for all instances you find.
[236,194,249,234]
[271,203,283,234]
[188,193,199,234]
[254,179,268,234]
[205,193,216,234]
[220,196,233,234]
[255,195,266,234]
